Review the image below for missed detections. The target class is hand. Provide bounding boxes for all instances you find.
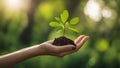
[0,35,88,68]
[36,35,89,57]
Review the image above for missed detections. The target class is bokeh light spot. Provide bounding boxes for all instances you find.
[84,0,101,22]
[95,39,109,52]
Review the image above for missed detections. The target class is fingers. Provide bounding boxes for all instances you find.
[55,45,75,53]
[76,36,89,49]
[74,35,85,45]
[58,35,89,57]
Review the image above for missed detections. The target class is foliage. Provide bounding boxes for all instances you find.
[49,10,79,36]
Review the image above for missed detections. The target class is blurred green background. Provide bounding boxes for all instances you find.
[0,0,120,68]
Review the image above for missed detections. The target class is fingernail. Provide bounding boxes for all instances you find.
[81,35,85,36]
[85,36,89,39]
[72,47,76,50]
[86,36,89,38]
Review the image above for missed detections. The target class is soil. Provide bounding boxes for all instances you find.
[52,36,76,46]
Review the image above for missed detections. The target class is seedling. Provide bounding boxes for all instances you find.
[49,10,79,46]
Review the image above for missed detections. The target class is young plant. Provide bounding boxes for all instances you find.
[49,10,79,36]
[49,10,79,46]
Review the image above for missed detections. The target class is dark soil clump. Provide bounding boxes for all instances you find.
[52,36,76,46]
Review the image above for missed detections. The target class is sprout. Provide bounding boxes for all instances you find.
[49,10,79,36]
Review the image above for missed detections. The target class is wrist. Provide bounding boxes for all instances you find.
[29,44,44,56]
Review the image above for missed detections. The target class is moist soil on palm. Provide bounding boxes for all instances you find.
[52,36,76,46]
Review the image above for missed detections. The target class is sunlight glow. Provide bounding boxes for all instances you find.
[84,0,101,21]
[102,7,112,18]
[4,0,23,11]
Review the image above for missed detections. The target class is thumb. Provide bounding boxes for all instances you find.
[56,45,76,53]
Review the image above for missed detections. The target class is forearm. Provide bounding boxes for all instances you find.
[0,45,42,68]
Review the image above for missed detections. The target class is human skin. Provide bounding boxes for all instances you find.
[0,35,89,68]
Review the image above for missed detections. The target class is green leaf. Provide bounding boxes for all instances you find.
[55,17,61,22]
[55,27,64,34]
[57,29,63,33]
[70,17,79,25]
[49,21,61,27]
[66,22,70,27]
[60,10,69,23]
[68,27,79,33]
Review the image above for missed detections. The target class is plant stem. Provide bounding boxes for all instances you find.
[63,22,66,36]
[63,25,65,36]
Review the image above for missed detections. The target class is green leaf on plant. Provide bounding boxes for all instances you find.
[70,17,79,25]
[57,29,63,33]
[66,22,70,27]
[68,27,79,33]
[55,17,61,22]
[60,10,69,23]
[49,21,61,27]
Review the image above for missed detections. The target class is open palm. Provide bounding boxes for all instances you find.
[39,35,89,57]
